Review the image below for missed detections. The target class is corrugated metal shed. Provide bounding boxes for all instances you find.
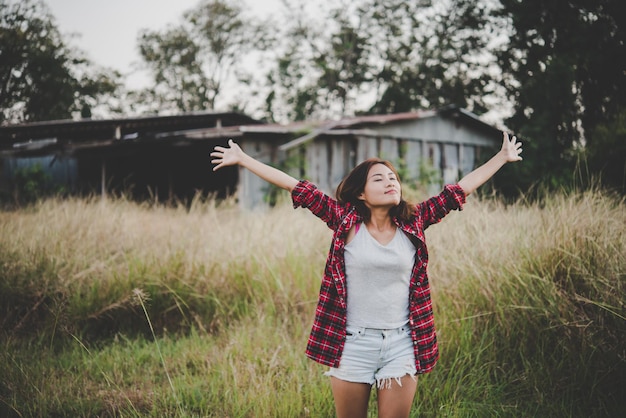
[234,106,501,206]
[0,112,262,202]
[0,106,500,207]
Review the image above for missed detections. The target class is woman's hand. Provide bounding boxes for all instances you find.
[458,131,523,195]
[211,139,245,171]
[500,132,523,163]
[209,139,299,191]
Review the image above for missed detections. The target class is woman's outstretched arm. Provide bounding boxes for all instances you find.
[457,132,523,196]
[211,139,299,192]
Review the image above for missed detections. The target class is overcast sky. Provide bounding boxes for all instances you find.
[45,0,281,89]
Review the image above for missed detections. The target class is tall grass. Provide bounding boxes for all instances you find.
[0,190,624,417]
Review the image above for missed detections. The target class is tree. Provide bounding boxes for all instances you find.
[265,0,375,121]
[0,0,121,124]
[267,0,501,121]
[137,0,272,114]
[314,8,374,115]
[137,26,208,113]
[366,0,500,116]
[495,0,626,194]
[586,108,626,193]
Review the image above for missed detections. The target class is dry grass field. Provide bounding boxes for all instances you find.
[1,189,624,417]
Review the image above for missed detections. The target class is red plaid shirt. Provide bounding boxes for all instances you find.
[291,180,466,374]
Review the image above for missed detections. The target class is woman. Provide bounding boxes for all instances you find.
[211,132,522,418]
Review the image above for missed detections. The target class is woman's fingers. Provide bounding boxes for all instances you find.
[210,140,239,171]
[502,131,523,161]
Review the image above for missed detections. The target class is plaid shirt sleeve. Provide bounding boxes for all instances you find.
[416,183,466,229]
[291,180,347,230]
[291,179,353,368]
[405,183,466,374]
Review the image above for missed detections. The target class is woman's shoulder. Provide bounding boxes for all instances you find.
[291,180,354,228]
[292,179,329,205]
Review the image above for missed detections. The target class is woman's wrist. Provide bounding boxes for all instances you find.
[495,150,509,166]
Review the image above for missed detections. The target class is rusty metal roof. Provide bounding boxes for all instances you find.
[0,106,500,157]
[332,110,435,128]
[276,106,500,151]
[0,111,261,156]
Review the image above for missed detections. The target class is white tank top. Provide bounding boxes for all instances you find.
[344,223,416,329]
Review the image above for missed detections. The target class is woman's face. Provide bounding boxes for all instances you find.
[358,163,402,208]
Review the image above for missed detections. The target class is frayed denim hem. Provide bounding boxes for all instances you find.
[326,367,417,389]
[376,373,417,389]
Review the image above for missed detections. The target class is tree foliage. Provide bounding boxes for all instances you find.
[0,0,121,124]
[264,0,376,121]
[137,0,271,114]
[495,0,626,194]
[264,0,624,194]
[138,26,207,113]
[4,0,624,194]
[586,108,626,192]
[266,0,500,121]
[365,0,498,115]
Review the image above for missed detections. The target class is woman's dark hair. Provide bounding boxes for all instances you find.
[335,158,416,223]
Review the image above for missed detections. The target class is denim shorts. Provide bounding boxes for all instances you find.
[325,325,417,389]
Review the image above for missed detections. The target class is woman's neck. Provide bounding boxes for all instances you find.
[366,208,394,231]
